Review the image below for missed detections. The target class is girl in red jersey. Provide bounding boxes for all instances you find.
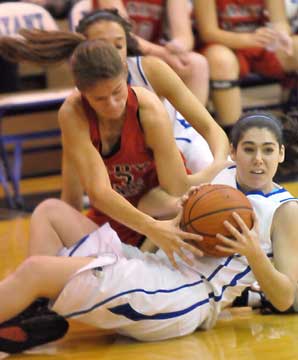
[0,36,214,264]
[92,0,210,105]
[194,0,296,132]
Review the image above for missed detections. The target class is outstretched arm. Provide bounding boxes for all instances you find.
[142,56,229,163]
[216,202,298,312]
[61,151,84,211]
[59,91,203,266]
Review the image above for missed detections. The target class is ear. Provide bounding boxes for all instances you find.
[278,144,285,163]
[230,144,236,161]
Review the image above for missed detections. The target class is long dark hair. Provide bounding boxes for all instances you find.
[0,9,141,65]
[230,112,284,149]
[0,31,125,91]
[0,29,85,64]
[230,111,298,181]
[76,8,141,56]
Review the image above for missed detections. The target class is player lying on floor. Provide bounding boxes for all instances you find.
[0,112,298,354]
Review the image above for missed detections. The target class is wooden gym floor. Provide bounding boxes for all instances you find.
[0,179,298,359]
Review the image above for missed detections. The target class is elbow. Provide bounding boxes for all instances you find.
[199,30,219,44]
[274,301,293,313]
[272,289,296,313]
[87,186,111,208]
[88,189,105,203]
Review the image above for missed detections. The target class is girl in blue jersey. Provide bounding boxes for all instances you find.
[0,112,297,354]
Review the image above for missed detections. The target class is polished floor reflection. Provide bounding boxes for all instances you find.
[1,209,298,360]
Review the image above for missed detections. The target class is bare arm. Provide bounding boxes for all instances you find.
[217,203,298,312]
[96,0,186,65]
[166,0,194,52]
[194,0,277,49]
[142,56,229,163]
[59,91,203,265]
[266,0,292,34]
[97,0,129,17]
[59,93,157,235]
[134,86,190,196]
[61,150,84,211]
[270,202,298,310]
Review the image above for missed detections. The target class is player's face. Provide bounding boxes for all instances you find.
[85,20,127,64]
[231,127,285,194]
[83,74,128,120]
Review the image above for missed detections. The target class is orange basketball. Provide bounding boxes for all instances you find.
[181,184,253,257]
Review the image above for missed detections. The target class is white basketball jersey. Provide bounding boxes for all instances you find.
[53,170,297,341]
[195,165,298,309]
[127,56,213,171]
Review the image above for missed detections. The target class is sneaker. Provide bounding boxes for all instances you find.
[0,302,69,354]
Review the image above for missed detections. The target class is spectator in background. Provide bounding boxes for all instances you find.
[194,0,296,136]
[23,0,74,18]
[92,0,209,105]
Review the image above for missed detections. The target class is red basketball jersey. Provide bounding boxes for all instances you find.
[216,0,267,32]
[95,0,165,42]
[83,86,159,246]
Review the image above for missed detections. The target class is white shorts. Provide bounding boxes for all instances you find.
[53,223,214,341]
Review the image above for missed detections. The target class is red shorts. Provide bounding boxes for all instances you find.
[200,44,285,79]
[236,47,284,79]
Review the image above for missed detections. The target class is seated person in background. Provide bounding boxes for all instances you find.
[92,0,210,105]
[0,112,297,355]
[194,0,297,135]
[23,0,74,18]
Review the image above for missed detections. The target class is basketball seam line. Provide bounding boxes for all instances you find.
[183,206,252,228]
[187,186,225,216]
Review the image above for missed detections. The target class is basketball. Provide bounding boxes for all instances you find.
[181,184,253,257]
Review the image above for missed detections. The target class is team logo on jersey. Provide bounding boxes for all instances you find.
[109,162,153,197]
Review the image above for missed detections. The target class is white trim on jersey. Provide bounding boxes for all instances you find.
[53,167,298,341]
[127,56,214,172]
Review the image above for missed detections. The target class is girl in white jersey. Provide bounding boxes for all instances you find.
[0,112,297,354]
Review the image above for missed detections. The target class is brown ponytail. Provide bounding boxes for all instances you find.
[0,28,126,91]
[0,29,85,64]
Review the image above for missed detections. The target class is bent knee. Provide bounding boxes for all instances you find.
[187,52,209,70]
[16,256,47,286]
[204,45,239,78]
[31,198,66,219]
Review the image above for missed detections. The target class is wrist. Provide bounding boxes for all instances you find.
[140,216,159,237]
[245,246,265,267]
[241,33,254,48]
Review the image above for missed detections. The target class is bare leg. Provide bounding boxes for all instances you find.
[167,52,209,105]
[0,255,93,323]
[179,52,210,105]
[29,199,98,256]
[204,45,242,126]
